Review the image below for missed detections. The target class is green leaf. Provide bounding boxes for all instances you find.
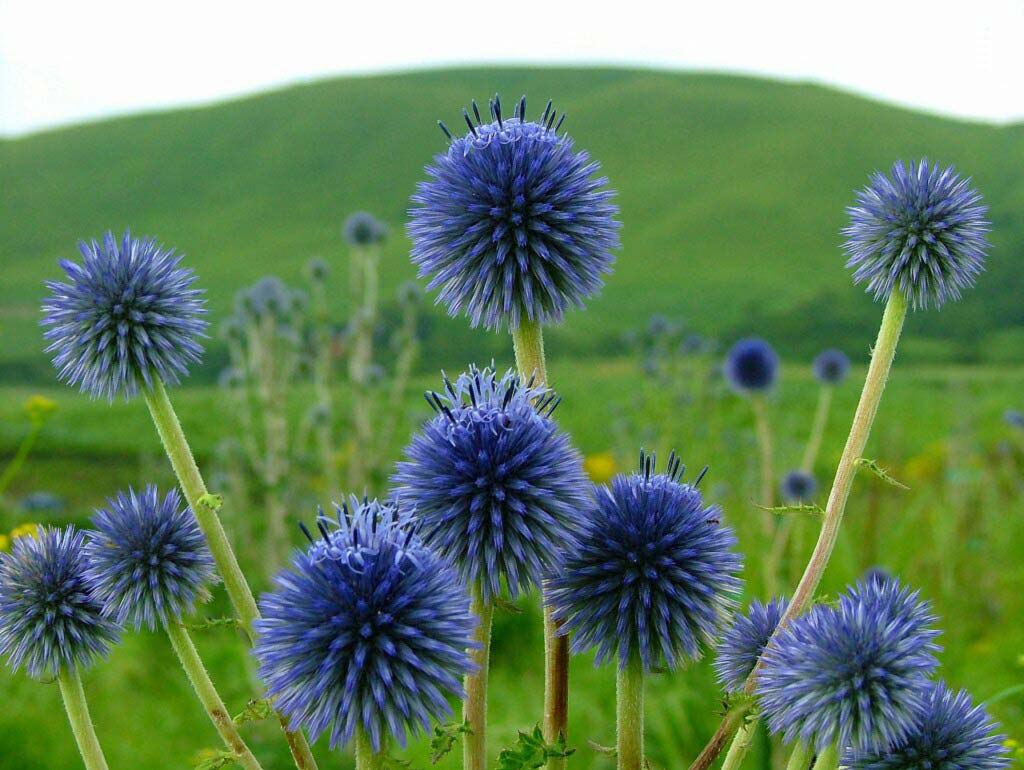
[494,596,524,615]
[429,721,471,764]
[193,749,237,770]
[755,502,825,516]
[233,698,273,725]
[587,740,617,757]
[185,616,240,632]
[856,458,909,489]
[198,493,225,512]
[496,725,574,770]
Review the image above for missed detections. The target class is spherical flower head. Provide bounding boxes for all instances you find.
[547,452,742,672]
[756,577,941,753]
[780,470,818,503]
[844,681,1010,770]
[343,211,388,247]
[253,498,475,751]
[41,230,207,400]
[843,160,989,310]
[724,338,779,393]
[409,95,620,331]
[306,257,330,282]
[1004,409,1024,430]
[393,366,588,601]
[0,527,119,678]
[84,486,216,630]
[814,349,850,385]
[715,597,788,693]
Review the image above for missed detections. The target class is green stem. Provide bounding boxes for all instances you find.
[750,395,776,512]
[784,742,813,770]
[355,729,385,770]
[143,378,320,770]
[57,668,110,770]
[720,715,757,770]
[810,744,839,770]
[616,657,644,770]
[165,621,264,770]
[463,590,494,770]
[0,423,41,496]
[801,387,834,472]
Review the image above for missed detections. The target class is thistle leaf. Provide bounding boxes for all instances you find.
[856,458,909,489]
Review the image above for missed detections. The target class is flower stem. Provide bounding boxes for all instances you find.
[687,290,908,770]
[719,715,756,770]
[616,656,644,770]
[143,378,320,770]
[810,744,838,770]
[355,729,384,770]
[57,668,110,770]
[0,422,42,496]
[165,621,265,770]
[750,395,776,512]
[785,742,813,770]
[463,589,494,770]
[801,387,834,472]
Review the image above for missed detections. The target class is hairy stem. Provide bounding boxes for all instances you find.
[58,668,110,770]
[720,715,756,770]
[785,742,813,770]
[616,657,644,770]
[355,729,384,770]
[801,387,834,472]
[463,590,494,770]
[165,621,264,770]
[810,744,838,770]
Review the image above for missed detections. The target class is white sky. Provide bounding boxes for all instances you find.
[1,0,1022,136]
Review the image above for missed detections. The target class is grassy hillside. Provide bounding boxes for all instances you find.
[3,66,1024,385]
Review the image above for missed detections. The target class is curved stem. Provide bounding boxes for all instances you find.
[801,387,834,472]
[616,657,644,770]
[784,742,813,770]
[463,590,494,770]
[720,714,756,770]
[58,668,110,770]
[165,621,264,770]
[355,729,385,770]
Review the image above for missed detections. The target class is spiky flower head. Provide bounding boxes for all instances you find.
[84,486,216,630]
[844,681,1010,770]
[0,527,119,677]
[814,349,850,385]
[715,597,788,693]
[756,577,940,753]
[253,498,475,751]
[409,95,620,331]
[548,451,742,671]
[306,257,330,283]
[843,160,989,310]
[780,470,818,503]
[343,211,388,247]
[41,230,206,400]
[393,366,588,601]
[724,338,779,393]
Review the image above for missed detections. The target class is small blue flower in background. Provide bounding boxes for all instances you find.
[1004,409,1024,430]
[85,486,216,630]
[780,470,818,503]
[41,231,207,400]
[0,527,119,678]
[253,498,475,751]
[547,451,742,671]
[409,95,620,331]
[756,577,940,753]
[343,211,388,247]
[843,160,989,310]
[393,366,588,601]
[724,338,779,393]
[844,681,1010,770]
[813,349,850,385]
[715,597,788,693]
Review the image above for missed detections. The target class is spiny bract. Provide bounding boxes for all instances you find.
[409,95,620,331]
[715,597,788,693]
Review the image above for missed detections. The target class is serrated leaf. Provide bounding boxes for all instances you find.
[233,698,273,725]
[186,616,240,632]
[755,502,825,516]
[587,740,617,757]
[193,749,237,770]
[856,458,909,490]
[429,721,470,764]
[496,725,574,770]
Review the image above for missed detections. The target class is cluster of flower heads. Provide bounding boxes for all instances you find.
[843,159,989,310]
[724,338,779,393]
[393,366,588,600]
[253,497,475,751]
[409,95,620,331]
[343,211,388,247]
[548,450,742,671]
[41,231,207,401]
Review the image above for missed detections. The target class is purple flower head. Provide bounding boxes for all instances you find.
[844,681,1010,770]
[85,486,216,630]
[42,231,207,400]
[409,95,620,331]
[0,527,119,678]
[814,349,850,385]
[715,597,788,693]
[843,160,989,310]
[724,338,779,393]
[780,470,818,503]
[393,366,588,602]
[254,498,475,751]
[547,451,742,672]
[756,577,940,753]
[343,211,388,247]
[1004,409,1024,430]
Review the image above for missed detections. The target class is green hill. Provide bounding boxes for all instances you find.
[3,66,1023,384]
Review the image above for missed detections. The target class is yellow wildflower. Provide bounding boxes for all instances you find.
[24,394,59,425]
[584,452,618,484]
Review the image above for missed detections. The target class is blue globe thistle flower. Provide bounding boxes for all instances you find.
[715,597,788,693]
[409,95,620,331]
[756,577,940,753]
[843,160,989,310]
[724,338,779,393]
[0,527,119,678]
[547,451,742,671]
[393,366,588,601]
[780,470,818,503]
[1004,409,1024,430]
[41,230,207,400]
[253,498,475,751]
[844,681,1010,770]
[814,349,850,385]
[84,486,216,630]
[343,211,388,247]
